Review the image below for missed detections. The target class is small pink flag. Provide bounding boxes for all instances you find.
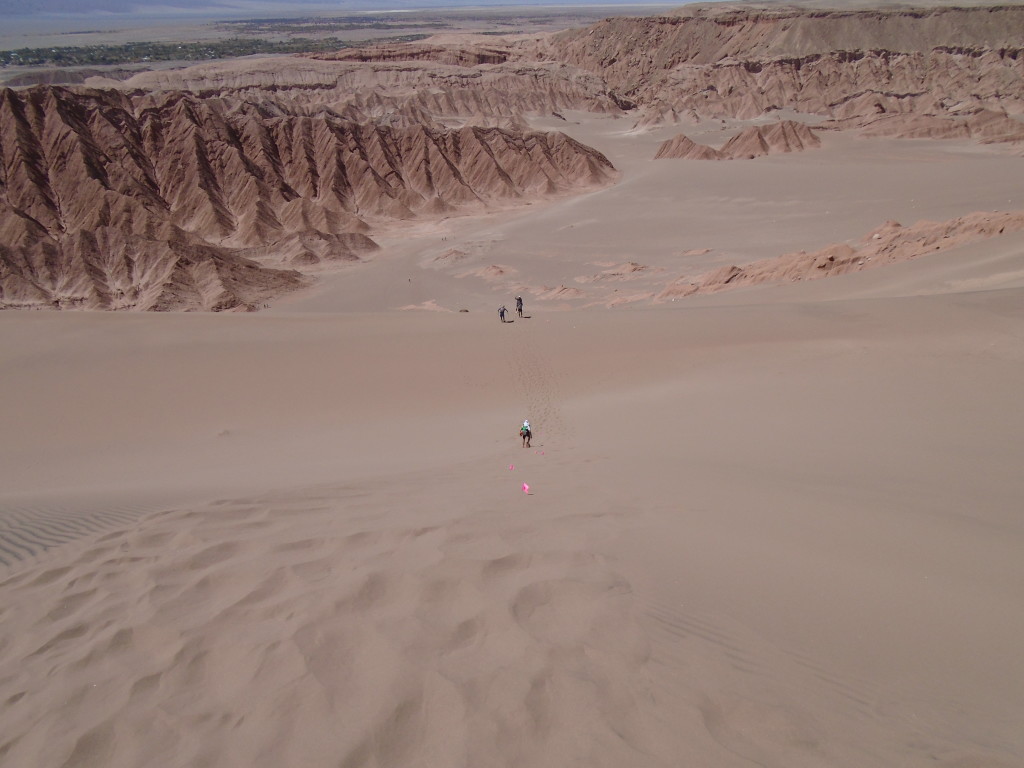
[509,464,514,470]
[522,483,530,494]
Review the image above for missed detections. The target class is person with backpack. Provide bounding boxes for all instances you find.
[520,419,532,447]
[515,296,524,318]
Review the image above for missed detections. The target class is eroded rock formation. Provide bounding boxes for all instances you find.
[0,85,615,310]
[3,5,1023,309]
[656,120,821,159]
[116,58,624,126]
[658,211,1024,298]
[654,134,725,160]
[540,7,1024,129]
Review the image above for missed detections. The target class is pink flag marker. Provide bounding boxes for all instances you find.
[522,483,530,494]
[509,464,514,470]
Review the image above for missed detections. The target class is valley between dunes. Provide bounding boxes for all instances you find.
[2,4,1024,768]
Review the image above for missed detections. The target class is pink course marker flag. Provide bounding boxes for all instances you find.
[522,483,530,494]
[509,464,514,470]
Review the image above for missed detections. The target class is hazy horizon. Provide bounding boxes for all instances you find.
[0,0,687,20]
[0,0,685,54]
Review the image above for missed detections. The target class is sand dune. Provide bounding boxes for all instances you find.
[2,5,1024,768]
[3,273,1023,766]
[0,471,657,767]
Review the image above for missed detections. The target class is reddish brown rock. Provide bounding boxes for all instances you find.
[659,211,1024,298]
[719,121,821,158]
[654,134,725,160]
[541,8,1024,125]
[0,86,615,310]
[656,121,820,160]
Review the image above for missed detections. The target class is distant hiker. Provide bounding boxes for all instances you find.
[499,305,508,322]
[520,419,532,447]
[515,296,524,318]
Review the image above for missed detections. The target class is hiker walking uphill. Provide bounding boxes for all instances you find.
[498,305,508,323]
[520,419,532,447]
[515,296,524,318]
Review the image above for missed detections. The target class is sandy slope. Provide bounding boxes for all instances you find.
[277,112,1024,312]
[2,115,1024,766]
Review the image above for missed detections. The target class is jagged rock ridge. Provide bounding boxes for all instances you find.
[857,108,1024,141]
[658,211,1024,298]
[111,10,1024,136]
[117,58,624,127]
[0,86,615,310]
[539,7,1024,128]
[655,121,821,159]
[5,6,1023,309]
[544,7,1024,76]
[316,43,510,67]
[654,134,725,160]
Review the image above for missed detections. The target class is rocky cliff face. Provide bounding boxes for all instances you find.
[542,7,1024,127]
[0,86,615,310]
[117,58,623,126]
[546,6,1024,73]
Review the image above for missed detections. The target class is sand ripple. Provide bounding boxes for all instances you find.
[0,500,174,568]
[0,471,657,768]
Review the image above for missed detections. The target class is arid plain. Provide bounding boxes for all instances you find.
[1,3,1023,767]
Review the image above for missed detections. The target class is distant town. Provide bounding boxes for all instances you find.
[1,34,431,68]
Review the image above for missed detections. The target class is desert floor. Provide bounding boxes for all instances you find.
[1,112,1023,767]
